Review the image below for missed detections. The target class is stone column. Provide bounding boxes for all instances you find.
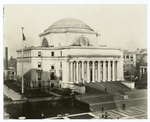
[117,59,124,81]
[76,61,79,83]
[116,60,119,81]
[140,68,142,78]
[78,62,81,83]
[142,68,143,78]
[112,60,115,81]
[98,61,100,82]
[82,61,84,83]
[107,60,111,81]
[92,61,95,82]
[73,62,75,82]
[143,67,145,74]
[103,60,106,82]
[70,61,73,83]
[87,61,90,83]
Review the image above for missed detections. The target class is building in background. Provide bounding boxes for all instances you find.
[4,47,17,81]
[135,48,147,79]
[16,18,124,90]
[122,50,136,77]
[122,48,147,82]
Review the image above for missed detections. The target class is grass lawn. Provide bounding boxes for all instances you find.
[24,89,53,98]
[4,80,53,98]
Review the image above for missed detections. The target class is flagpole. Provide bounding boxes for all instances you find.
[21,27,24,94]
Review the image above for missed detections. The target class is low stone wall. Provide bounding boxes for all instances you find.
[4,100,27,105]
[121,81,135,89]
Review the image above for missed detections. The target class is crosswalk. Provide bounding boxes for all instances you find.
[48,105,147,119]
[93,105,147,119]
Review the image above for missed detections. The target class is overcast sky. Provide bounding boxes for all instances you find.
[3,4,147,58]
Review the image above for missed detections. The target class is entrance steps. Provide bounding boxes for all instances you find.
[84,81,131,94]
[75,82,146,112]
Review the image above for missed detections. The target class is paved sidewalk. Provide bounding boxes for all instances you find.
[47,105,147,119]
[90,97,147,106]
[4,85,22,100]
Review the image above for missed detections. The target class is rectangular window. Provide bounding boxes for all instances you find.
[38,72,42,80]
[60,62,62,68]
[38,52,41,57]
[59,70,62,80]
[126,55,129,58]
[130,56,133,61]
[38,62,41,68]
[60,51,62,56]
[51,65,54,69]
[51,52,54,56]
[51,72,55,80]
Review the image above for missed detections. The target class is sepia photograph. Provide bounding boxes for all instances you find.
[2,2,148,120]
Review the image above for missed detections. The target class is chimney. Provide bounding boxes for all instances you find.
[5,47,8,70]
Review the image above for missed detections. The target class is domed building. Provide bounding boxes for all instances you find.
[16,18,124,91]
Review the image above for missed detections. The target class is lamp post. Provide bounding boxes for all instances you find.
[21,27,24,95]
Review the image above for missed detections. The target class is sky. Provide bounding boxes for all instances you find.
[3,4,147,58]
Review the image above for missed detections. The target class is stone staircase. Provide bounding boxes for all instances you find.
[99,81,131,92]
[75,82,146,112]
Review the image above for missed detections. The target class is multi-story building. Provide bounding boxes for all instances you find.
[123,50,136,76]
[16,18,124,90]
[135,48,147,78]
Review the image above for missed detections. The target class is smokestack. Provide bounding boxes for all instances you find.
[5,47,8,70]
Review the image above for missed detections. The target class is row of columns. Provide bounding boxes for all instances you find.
[140,67,147,78]
[70,60,119,83]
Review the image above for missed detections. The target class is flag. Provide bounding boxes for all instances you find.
[23,33,26,41]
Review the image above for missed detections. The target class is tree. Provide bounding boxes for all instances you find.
[125,66,137,77]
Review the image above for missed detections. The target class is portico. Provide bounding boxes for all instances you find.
[69,58,123,83]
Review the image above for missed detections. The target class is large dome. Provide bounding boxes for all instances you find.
[45,18,94,32]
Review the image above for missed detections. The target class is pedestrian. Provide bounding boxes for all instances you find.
[41,112,44,119]
[124,103,126,110]
[105,88,107,91]
[105,112,108,119]
[122,103,126,110]
[101,107,104,113]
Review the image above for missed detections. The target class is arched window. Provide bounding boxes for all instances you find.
[42,38,49,47]
[72,37,92,46]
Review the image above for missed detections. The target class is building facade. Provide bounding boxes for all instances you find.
[135,49,147,78]
[16,18,124,89]
[123,50,136,76]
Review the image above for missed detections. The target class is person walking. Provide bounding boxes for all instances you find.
[122,103,126,110]
[41,112,44,119]
[105,112,108,119]
[101,107,104,113]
